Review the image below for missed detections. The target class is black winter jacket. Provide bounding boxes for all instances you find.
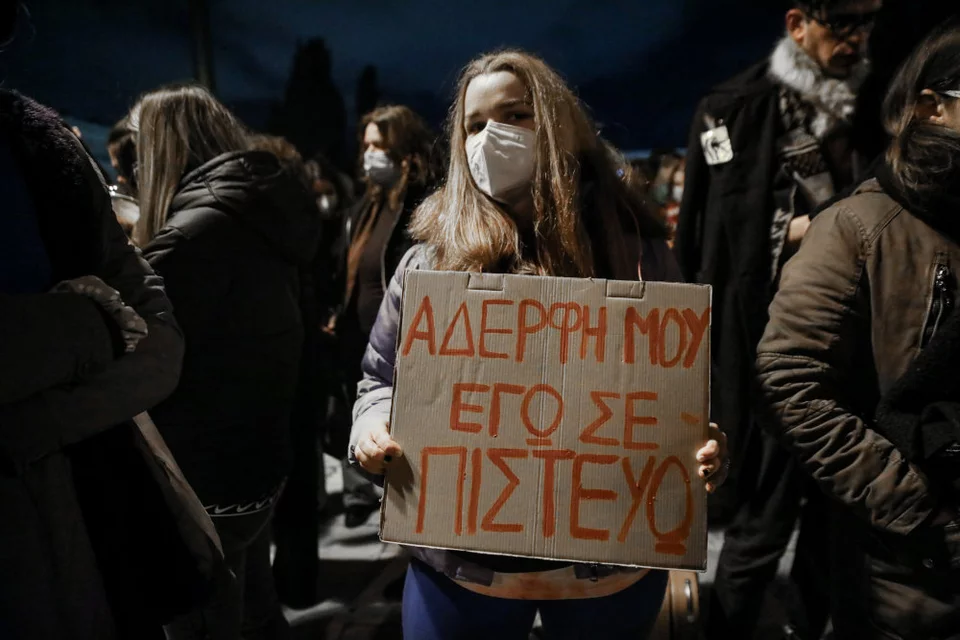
[143,150,321,507]
[674,60,782,505]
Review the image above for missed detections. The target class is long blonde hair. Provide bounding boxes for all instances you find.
[409,49,664,278]
[130,84,249,246]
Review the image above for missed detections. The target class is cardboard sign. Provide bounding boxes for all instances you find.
[381,270,711,571]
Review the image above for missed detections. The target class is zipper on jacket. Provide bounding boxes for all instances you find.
[921,258,953,349]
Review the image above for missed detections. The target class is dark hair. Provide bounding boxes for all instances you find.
[107,116,138,191]
[792,1,844,14]
[248,133,312,192]
[883,22,960,204]
[849,1,960,160]
[357,104,440,210]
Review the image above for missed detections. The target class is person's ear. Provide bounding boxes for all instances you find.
[915,89,948,125]
[786,8,808,47]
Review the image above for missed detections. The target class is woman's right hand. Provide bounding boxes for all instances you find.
[353,416,403,475]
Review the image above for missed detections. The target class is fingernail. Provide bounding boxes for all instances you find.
[385,455,393,463]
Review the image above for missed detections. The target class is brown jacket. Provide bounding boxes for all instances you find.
[756,179,960,539]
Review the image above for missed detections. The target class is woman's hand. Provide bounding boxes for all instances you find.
[696,422,729,494]
[353,416,403,475]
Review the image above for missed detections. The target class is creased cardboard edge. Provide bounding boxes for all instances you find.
[377,533,708,573]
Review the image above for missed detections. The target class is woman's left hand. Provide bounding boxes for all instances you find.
[696,423,729,494]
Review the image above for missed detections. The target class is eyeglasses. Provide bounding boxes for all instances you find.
[811,9,879,39]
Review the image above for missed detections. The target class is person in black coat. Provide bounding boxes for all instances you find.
[130,84,320,639]
[327,104,441,528]
[675,1,880,637]
[0,86,226,639]
[246,133,327,610]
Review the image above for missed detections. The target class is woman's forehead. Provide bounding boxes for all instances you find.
[363,122,383,144]
[464,71,527,116]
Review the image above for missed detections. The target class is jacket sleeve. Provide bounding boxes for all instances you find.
[756,204,936,536]
[349,247,425,444]
[0,293,117,404]
[674,99,710,284]
[141,223,231,343]
[0,150,185,470]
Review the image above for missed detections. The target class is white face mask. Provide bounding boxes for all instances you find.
[466,120,536,203]
[671,184,684,203]
[317,194,338,216]
[363,149,401,186]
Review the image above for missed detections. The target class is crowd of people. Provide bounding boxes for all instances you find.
[3,0,960,638]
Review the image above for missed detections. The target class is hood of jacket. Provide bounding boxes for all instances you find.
[171,150,320,266]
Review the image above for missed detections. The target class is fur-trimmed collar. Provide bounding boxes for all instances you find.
[768,35,868,137]
[0,90,106,278]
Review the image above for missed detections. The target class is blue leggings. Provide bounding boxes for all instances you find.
[402,559,668,640]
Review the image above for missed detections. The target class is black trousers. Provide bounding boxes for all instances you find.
[166,508,290,640]
[708,427,831,640]
[272,400,320,608]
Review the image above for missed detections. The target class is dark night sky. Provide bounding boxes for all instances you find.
[2,0,784,163]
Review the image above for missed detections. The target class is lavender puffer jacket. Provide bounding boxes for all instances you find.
[350,238,682,586]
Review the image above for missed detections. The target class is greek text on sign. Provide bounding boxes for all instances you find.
[381,270,712,570]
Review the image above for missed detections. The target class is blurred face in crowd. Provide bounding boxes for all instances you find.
[671,159,685,203]
[362,120,405,186]
[787,0,882,78]
[916,90,960,134]
[363,122,387,156]
[307,163,339,215]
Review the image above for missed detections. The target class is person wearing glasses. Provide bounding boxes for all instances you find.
[674,1,880,638]
[757,21,960,637]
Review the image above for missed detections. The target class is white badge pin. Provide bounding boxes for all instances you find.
[701,125,733,166]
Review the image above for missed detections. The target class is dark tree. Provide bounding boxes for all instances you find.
[356,65,379,119]
[271,38,348,170]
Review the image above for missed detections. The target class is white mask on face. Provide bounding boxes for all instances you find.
[363,149,401,186]
[317,194,338,216]
[466,120,536,202]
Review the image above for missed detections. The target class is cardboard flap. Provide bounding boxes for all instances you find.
[467,273,505,292]
[605,280,646,300]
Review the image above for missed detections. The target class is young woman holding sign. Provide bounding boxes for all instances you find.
[350,49,728,639]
